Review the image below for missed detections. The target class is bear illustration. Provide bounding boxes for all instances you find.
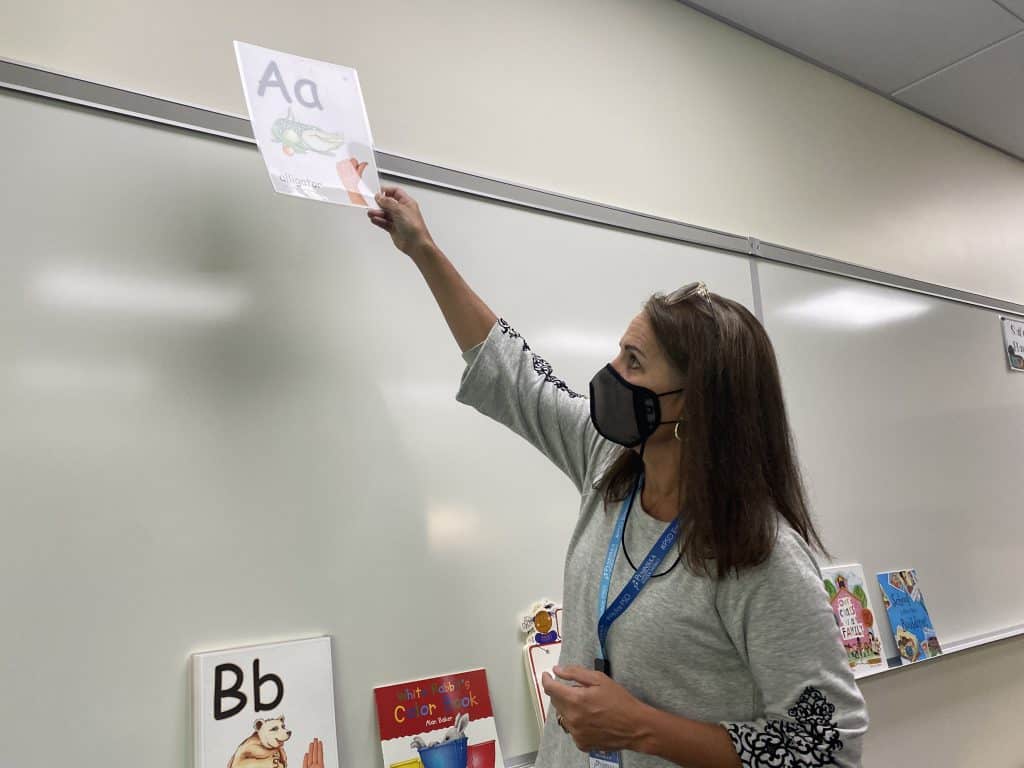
[227,716,292,768]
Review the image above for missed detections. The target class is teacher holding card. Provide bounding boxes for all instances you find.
[368,187,868,768]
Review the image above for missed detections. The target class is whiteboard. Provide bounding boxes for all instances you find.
[757,261,1024,662]
[0,90,756,768]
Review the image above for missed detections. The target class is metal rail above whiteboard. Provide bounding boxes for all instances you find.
[2,56,1022,319]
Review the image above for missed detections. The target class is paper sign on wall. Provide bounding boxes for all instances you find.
[1002,317,1024,372]
[234,41,380,207]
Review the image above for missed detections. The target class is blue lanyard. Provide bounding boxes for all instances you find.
[596,473,680,672]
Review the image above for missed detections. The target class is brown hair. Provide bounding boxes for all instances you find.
[596,287,832,580]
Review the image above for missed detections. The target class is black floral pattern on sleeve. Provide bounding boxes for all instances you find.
[498,318,584,399]
[724,687,844,767]
[497,318,530,352]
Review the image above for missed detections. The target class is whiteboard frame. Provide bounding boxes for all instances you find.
[1,56,1023,320]
[3,54,1024,766]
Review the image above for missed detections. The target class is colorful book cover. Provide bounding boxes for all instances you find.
[821,564,884,676]
[374,669,504,768]
[191,635,340,768]
[875,568,943,665]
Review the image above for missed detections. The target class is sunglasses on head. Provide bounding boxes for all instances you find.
[665,281,715,316]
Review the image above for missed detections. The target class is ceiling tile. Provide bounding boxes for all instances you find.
[682,0,1023,93]
[895,31,1024,159]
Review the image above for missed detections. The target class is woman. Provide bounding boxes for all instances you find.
[368,187,868,768]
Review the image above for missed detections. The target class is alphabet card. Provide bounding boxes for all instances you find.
[234,41,380,207]
[192,635,341,768]
[373,669,504,768]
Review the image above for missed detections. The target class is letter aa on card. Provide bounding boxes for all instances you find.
[234,41,380,208]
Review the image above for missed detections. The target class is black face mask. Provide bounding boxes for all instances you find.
[589,364,684,449]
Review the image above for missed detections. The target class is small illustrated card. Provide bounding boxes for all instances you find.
[191,636,340,768]
[875,569,943,665]
[1002,317,1024,372]
[234,40,380,207]
[520,600,563,727]
[525,643,561,727]
[374,669,504,768]
[520,600,562,647]
[821,564,884,677]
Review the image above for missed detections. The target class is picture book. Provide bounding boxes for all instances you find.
[821,564,884,676]
[191,635,340,768]
[374,669,503,768]
[875,568,943,665]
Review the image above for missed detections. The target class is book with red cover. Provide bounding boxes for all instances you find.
[373,669,503,768]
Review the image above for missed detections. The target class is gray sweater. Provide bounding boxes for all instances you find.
[456,319,868,768]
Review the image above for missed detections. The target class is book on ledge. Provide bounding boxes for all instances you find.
[875,568,943,665]
[374,668,504,768]
[821,563,884,676]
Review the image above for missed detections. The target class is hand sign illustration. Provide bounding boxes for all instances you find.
[337,157,370,205]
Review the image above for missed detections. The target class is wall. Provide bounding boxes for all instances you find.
[4,0,1024,305]
[4,1,1023,765]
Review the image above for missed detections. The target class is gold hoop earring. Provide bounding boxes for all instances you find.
[674,420,683,441]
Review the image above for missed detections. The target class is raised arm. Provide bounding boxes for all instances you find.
[367,187,609,492]
[368,186,495,353]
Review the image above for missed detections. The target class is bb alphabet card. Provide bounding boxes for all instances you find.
[234,41,380,207]
[192,635,341,768]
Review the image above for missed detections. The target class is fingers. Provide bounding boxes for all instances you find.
[367,207,392,228]
[541,671,576,705]
[380,185,412,204]
[553,664,605,686]
[555,710,569,734]
[374,191,396,210]
[302,737,322,768]
[541,671,556,692]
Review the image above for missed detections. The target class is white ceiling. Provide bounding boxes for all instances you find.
[679,0,1024,161]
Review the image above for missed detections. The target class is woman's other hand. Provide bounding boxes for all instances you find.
[542,665,651,754]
